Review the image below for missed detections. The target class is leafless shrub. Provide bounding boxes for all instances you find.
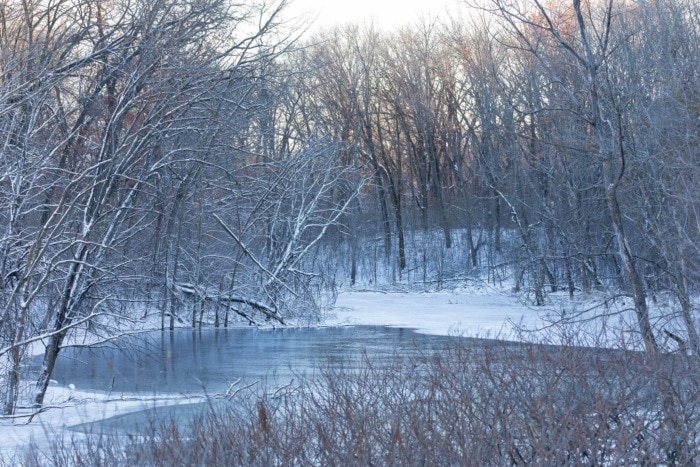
[16,338,700,465]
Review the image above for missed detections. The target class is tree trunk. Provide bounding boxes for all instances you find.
[602,139,656,354]
[34,259,83,406]
[34,332,64,407]
[430,153,452,249]
[673,256,700,354]
[569,0,658,353]
[3,347,21,415]
[390,184,407,272]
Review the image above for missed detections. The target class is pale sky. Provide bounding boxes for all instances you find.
[289,0,459,32]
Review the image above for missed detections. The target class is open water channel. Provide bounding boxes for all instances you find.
[45,326,464,394]
[31,326,476,434]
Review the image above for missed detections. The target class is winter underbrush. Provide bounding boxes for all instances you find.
[12,335,700,466]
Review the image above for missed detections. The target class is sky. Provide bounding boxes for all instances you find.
[289,0,459,32]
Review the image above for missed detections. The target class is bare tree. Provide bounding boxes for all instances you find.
[212,141,363,323]
[0,0,299,414]
[472,0,658,351]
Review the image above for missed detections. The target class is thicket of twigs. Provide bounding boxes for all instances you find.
[12,337,700,466]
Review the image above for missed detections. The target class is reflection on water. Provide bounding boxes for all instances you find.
[40,326,461,395]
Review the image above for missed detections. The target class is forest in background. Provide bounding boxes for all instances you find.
[0,0,698,418]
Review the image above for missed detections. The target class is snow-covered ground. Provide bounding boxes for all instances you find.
[328,284,665,349]
[0,284,683,458]
[329,285,540,339]
[0,385,202,458]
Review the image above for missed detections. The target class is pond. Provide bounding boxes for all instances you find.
[29,326,478,433]
[21,324,661,450]
[43,326,466,395]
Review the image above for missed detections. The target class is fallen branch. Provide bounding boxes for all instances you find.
[176,282,285,325]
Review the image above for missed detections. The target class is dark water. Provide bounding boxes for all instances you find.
[40,326,460,396]
[32,326,464,434]
[28,326,648,437]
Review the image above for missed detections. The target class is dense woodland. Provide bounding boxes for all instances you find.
[0,0,698,420]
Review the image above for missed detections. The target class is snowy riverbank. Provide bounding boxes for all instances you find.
[0,285,680,457]
[329,284,665,350]
[329,285,539,339]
